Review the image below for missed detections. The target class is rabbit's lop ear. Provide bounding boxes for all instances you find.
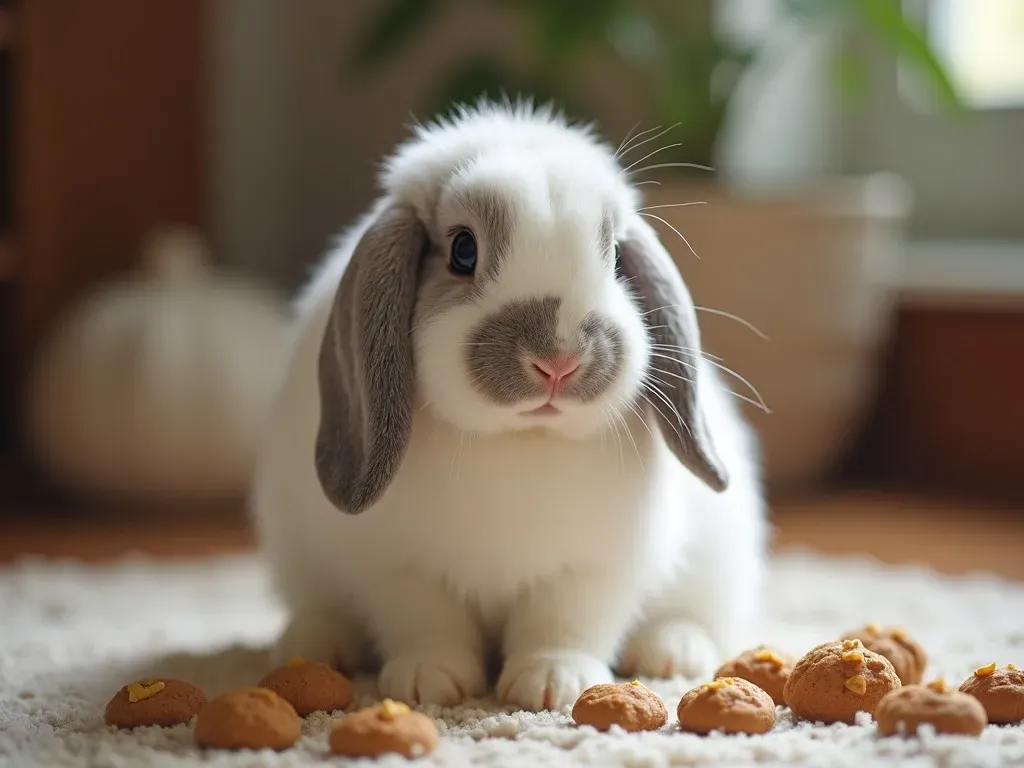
[315,204,428,514]
[618,216,729,493]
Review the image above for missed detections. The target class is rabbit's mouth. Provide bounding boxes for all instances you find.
[522,403,561,417]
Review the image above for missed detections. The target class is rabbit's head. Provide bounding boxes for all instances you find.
[315,101,727,514]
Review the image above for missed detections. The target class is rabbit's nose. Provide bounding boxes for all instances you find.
[531,355,581,391]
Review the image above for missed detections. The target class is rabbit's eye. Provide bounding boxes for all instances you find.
[449,229,477,276]
[613,241,622,271]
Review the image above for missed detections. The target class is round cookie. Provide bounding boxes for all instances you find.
[783,638,901,724]
[714,646,795,706]
[257,657,352,716]
[329,699,440,760]
[195,687,301,750]
[959,662,1024,724]
[572,680,668,732]
[105,678,206,729]
[876,678,987,737]
[841,624,927,685]
[676,677,776,735]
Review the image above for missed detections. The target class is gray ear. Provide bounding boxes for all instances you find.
[617,217,729,492]
[314,204,428,514]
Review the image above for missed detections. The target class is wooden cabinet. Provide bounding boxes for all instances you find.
[1,0,206,462]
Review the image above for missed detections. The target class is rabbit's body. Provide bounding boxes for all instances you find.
[251,102,767,711]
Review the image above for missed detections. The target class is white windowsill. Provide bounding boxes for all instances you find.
[898,240,1024,311]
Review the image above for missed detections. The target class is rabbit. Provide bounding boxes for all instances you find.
[250,99,769,712]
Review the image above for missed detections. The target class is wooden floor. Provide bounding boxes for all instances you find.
[766,491,1024,581]
[1,490,1022,581]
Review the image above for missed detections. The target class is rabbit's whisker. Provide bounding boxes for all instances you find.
[639,384,692,443]
[648,342,724,363]
[641,303,768,342]
[629,161,716,174]
[637,212,700,260]
[615,123,669,159]
[695,306,769,340]
[650,350,771,413]
[636,201,707,213]
[649,351,698,369]
[623,143,685,173]
[646,365,695,387]
[603,405,625,474]
[611,404,642,471]
[614,121,644,158]
[618,123,682,162]
[620,395,655,441]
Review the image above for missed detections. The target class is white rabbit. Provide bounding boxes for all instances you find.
[250,100,768,712]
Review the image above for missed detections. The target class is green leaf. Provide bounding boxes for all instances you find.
[853,0,964,112]
[831,47,868,102]
[349,0,448,73]
[532,0,627,68]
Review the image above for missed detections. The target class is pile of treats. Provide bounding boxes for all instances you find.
[104,657,438,759]
[102,623,1024,760]
[575,624,1024,739]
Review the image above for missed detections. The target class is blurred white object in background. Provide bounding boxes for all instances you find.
[24,226,292,505]
[645,173,913,494]
[712,0,841,190]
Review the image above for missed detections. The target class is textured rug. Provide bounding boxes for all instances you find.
[2,549,1023,768]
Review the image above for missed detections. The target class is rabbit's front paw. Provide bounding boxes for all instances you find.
[618,618,720,679]
[498,650,612,712]
[378,649,486,707]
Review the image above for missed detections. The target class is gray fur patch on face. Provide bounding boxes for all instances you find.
[465,298,624,406]
[414,243,478,324]
[599,217,615,267]
[576,311,623,401]
[451,187,514,284]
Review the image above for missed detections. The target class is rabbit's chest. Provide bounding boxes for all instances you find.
[377,416,680,603]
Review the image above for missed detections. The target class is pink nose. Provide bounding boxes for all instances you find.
[532,355,581,388]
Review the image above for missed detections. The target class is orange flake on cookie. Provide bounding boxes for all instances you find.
[753,649,785,668]
[379,699,411,721]
[844,675,867,695]
[127,680,165,703]
[975,662,997,677]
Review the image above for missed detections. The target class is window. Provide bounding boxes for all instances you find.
[841,1,1024,240]
[906,0,1024,110]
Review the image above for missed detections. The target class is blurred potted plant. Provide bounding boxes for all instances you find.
[350,0,961,494]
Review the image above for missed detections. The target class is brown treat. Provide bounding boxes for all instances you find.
[676,677,776,735]
[257,657,352,716]
[329,699,440,760]
[571,680,668,732]
[841,624,927,685]
[959,662,1024,724]
[783,639,902,724]
[876,678,987,737]
[714,646,795,705]
[194,687,301,751]
[104,678,206,729]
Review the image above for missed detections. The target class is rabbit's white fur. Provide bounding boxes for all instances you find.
[251,102,768,711]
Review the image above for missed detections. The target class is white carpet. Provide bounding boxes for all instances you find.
[2,549,1023,768]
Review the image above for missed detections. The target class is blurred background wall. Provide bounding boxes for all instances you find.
[2,0,1022,516]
